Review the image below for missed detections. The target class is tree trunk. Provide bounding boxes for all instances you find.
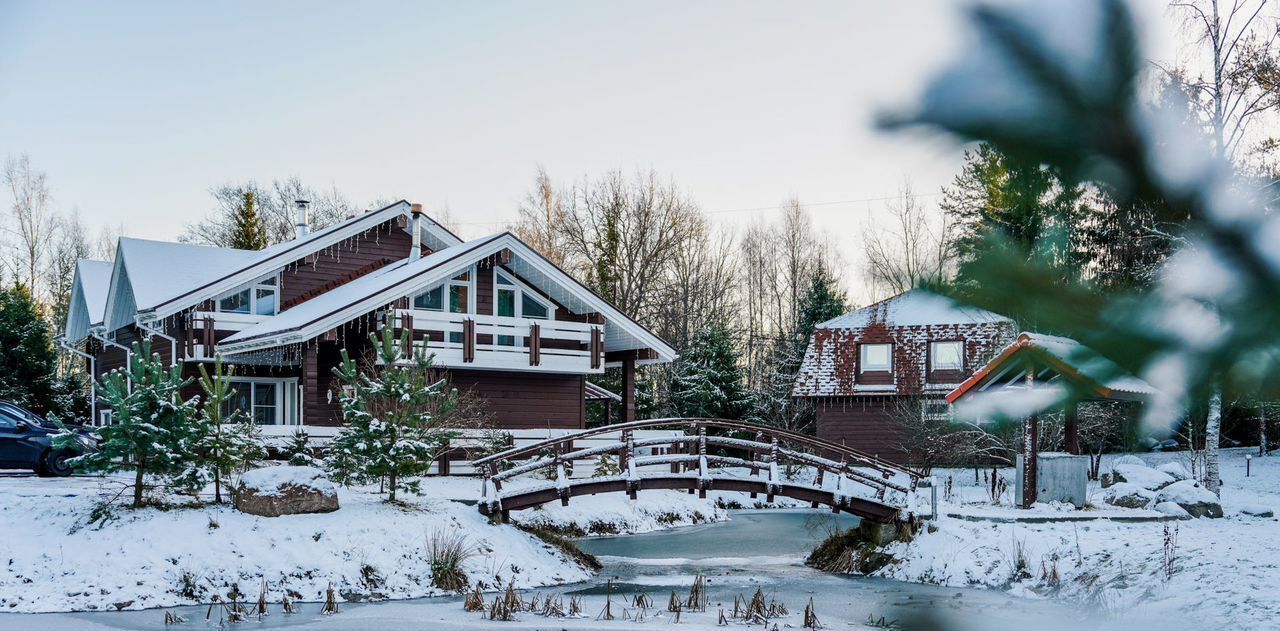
[388,470,397,502]
[1261,406,1268,457]
[1204,389,1222,497]
[133,458,146,509]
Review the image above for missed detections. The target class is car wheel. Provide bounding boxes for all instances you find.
[41,450,74,477]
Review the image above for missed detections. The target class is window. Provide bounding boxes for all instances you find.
[222,379,296,425]
[411,268,475,343]
[859,343,892,373]
[413,287,443,310]
[930,341,964,372]
[921,399,950,421]
[493,271,553,346]
[217,275,279,316]
[98,410,114,426]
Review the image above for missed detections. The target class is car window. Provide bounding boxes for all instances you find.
[0,409,20,430]
[0,402,44,427]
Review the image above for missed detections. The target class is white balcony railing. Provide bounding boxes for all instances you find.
[394,308,605,374]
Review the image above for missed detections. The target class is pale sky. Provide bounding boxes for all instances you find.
[0,1,1177,303]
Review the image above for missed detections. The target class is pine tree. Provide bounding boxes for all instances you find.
[669,323,751,419]
[228,191,268,251]
[69,341,199,508]
[0,283,68,417]
[326,325,461,501]
[187,357,265,503]
[282,429,319,467]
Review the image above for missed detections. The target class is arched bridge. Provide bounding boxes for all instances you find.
[472,418,924,524]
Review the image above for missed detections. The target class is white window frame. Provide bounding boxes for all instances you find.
[225,377,299,426]
[215,273,280,316]
[930,340,964,372]
[412,266,476,314]
[98,409,114,426]
[859,343,893,373]
[493,268,555,347]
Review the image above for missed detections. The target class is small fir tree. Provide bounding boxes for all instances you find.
[229,191,268,251]
[282,429,320,467]
[187,357,265,503]
[326,325,461,501]
[669,322,752,419]
[67,341,199,508]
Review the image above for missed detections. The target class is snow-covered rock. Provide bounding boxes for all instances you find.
[1156,461,1193,481]
[1102,482,1154,509]
[1112,463,1175,491]
[1240,504,1274,518]
[235,466,339,517]
[1152,501,1191,519]
[1154,480,1222,518]
[1112,454,1147,469]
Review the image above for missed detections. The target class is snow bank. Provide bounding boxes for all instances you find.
[512,489,728,536]
[0,475,591,613]
[1112,463,1175,490]
[238,465,335,497]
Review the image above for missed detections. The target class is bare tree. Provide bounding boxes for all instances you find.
[1162,0,1280,165]
[46,209,94,329]
[3,155,54,294]
[510,167,570,267]
[652,220,740,350]
[862,182,957,299]
[180,178,355,247]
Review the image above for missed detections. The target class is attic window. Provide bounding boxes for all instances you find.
[217,275,279,316]
[860,343,892,373]
[930,341,964,372]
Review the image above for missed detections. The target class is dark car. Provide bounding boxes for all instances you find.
[0,400,96,477]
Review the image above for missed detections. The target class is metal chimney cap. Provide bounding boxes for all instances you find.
[294,199,311,208]
[410,203,425,215]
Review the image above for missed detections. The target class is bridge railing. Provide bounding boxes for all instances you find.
[474,417,923,514]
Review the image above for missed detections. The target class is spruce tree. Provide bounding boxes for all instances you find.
[229,190,268,251]
[669,322,751,419]
[282,429,320,467]
[187,357,265,503]
[69,341,199,508]
[326,325,461,501]
[0,283,63,416]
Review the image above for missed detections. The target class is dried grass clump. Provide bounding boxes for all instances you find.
[428,528,478,592]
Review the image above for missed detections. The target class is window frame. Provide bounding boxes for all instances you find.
[214,273,280,316]
[858,342,893,373]
[493,268,555,347]
[929,340,965,373]
[412,266,477,314]
[222,377,299,426]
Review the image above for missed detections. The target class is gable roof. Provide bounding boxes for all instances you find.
[818,289,1012,330]
[945,332,1156,405]
[63,259,113,342]
[218,232,677,363]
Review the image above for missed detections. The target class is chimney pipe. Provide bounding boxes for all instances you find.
[409,203,424,261]
[294,200,311,239]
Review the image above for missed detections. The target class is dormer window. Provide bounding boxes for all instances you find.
[859,343,892,373]
[217,275,278,316]
[930,341,964,372]
[494,270,554,346]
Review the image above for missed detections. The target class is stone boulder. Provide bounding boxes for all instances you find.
[1103,482,1154,509]
[1112,455,1147,469]
[1156,462,1192,481]
[235,466,339,517]
[1240,504,1274,518]
[1112,463,1176,491]
[1152,501,1191,519]
[1153,480,1222,518]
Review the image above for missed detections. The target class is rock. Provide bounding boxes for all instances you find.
[1112,455,1147,470]
[112,600,134,610]
[235,466,339,517]
[1156,462,1192,481]
[1152,501,1190,519]
[1100,472,1114,488]
[1103,482,1154,509]
[1154,480,1223,519]
[1112,464,1176,491]
[1240,504,1274,518]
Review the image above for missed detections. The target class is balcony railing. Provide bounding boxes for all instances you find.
[183,311,271,361]
[394,308,604,373]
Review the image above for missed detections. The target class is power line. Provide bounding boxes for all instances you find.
[449,191,946,226]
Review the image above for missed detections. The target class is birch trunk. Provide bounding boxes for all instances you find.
[1204,389,1222,497]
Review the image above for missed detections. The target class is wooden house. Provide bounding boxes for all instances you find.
[61,201,675,437]
[790,289,1015,460]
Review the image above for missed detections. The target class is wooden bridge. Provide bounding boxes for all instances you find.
[472,418,924,524]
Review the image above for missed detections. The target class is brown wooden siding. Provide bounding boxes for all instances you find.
[444,369,585,429]
[814,396,906,462]
[280,220,417,308]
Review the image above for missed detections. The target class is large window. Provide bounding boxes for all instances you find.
[859,343,892,373]
[217,275,279,316]
[412,268,475,344]
[930,341,964,372]
[494,271,553,346]
[222,378,297,425]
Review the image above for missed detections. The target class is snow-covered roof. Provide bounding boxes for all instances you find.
[102,239,259,332]
[818,289,1012,330]
[946,332,1157,405]
[218,232,677,364]
[63,259,113,342]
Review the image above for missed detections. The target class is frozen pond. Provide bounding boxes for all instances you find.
[0,510,1154,630]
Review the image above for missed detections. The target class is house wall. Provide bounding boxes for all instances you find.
[813,396,905,461]
[446,369,585,429]
[280,220,417,310]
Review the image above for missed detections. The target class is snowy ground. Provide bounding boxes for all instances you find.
[878,448,1280,626]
